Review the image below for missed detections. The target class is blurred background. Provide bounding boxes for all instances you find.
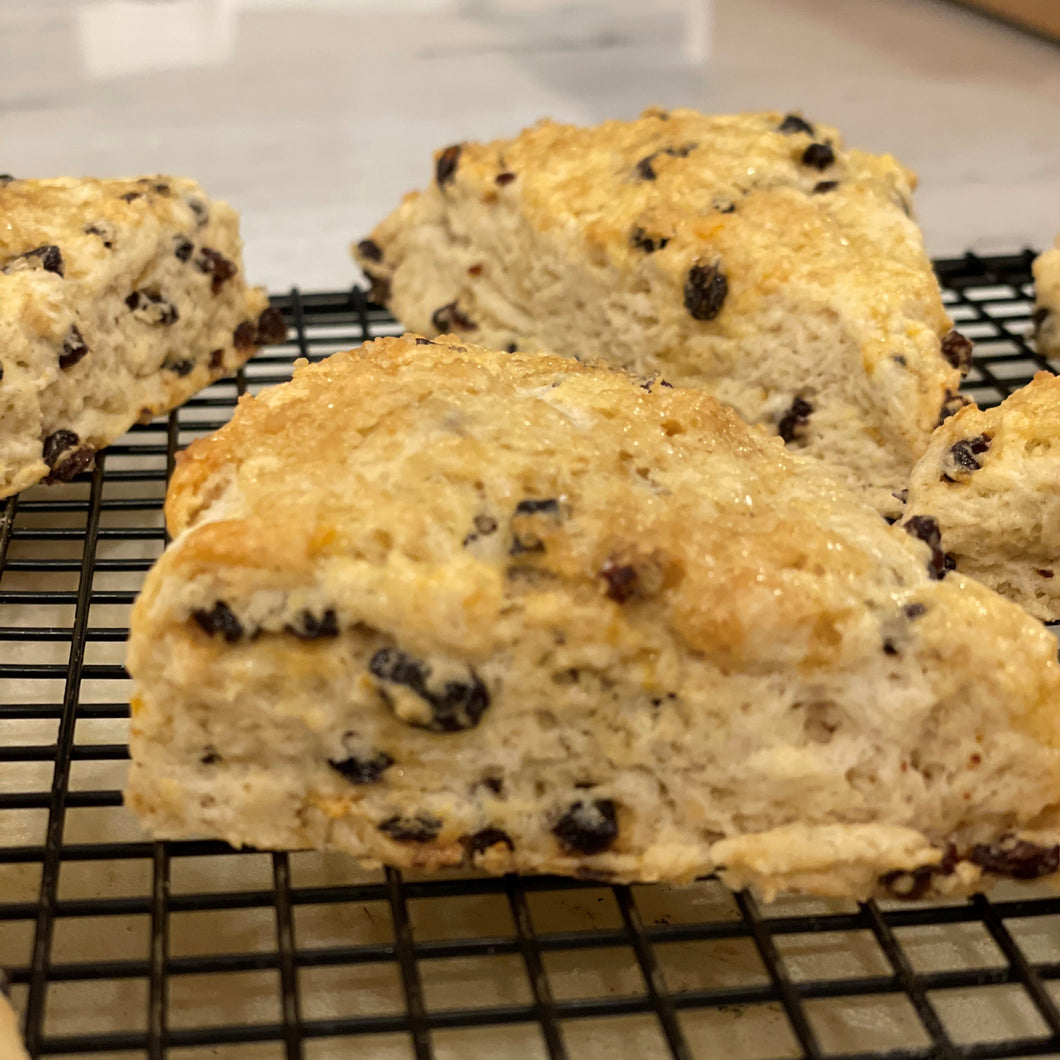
[1,0,1057,290]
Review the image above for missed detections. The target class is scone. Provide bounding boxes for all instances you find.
[1034,237,1060,359]
[353,108,968,516]
[0,974,28,1060]
[904,372,1060,622]
[126,335,1060,900]
[0,175,286,499]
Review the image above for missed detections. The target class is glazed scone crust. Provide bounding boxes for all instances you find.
[128,335,1060,900]
[354,109,964,515]
[1034,238,1060,358]
[0,176,284,499]
[904,372,1060,622]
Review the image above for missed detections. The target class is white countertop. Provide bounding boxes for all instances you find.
[1,0,1058,293]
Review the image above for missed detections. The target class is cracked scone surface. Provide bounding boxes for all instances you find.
[0,175,286,499]
[127,334,1060,900]
[354,108,968,516]
[905,372,1060,622]
[1035,237,1060,359]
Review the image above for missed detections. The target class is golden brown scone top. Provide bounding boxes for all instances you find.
[365,108,951,382]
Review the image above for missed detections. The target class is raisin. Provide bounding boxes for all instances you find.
[1037,569,1055,579]
[970,836,1060,880]
[480,776,504,795]
[255,306,287,346]
[812,180,839,194]
[84,223,114,248]
[778,395,813,444]
[209,349,225,370]
[201,749,221,765]
[174,237,194,262]
[904,602,927,620]
[601,561,639,603]
[683,262,728,321]
[937,389,971,427]
[329,752,393,784]
[196,247,237,293]
[152,182,171,195]
[59,326,89,370]
[186,197,209,225]
[436,144,462,187]
[465,827,515,857]
[634,154,660,181]
[286,608,339,639]
[415,337,435,346]
[41,429,96,482]
[514,498,559,515]
[126,290,179,325]
[379,814,442,842]
[945,434,991,478]
[506,342,518,353]
[163,358,194,377]
[883,640,899,656]
[801,142,835,169]
[778,114,814,135]
[4,244,64,277]
[495,171,517,186]
[233,321,257,348]
[880,845,958,899]
[940,329,973,373]
[120,191,142,202]
[552,799,618,855]
[630,225,669,253]
[431,302,476,332]
[903,515,947,579]
[351,238,381,264]
[714,198,736,213]
[369,647,490,732]
[191,601,244,643]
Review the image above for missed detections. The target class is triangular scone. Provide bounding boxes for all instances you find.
[1034,237,1060,358]
[904,372,1060,622]
[127,335,1060,900]
[353,109,969,517]
[0,176,286,499]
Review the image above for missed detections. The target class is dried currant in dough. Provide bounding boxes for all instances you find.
[942,435,990,481]
[357,238,383,262]
[285,608,339,639]
[41,429,96,482]
[778,114,814,135]
[126,290,179,326]
[903,515,947,580]
[630,226,669,253]
[255,306,288,346]
[174,237,194,262]
[196,246,238,293]
[4,244,63,276]
[369,647,490,732]
[552,799,618,855]
[778,395,814,444]
[936,389,971,427]
[436,144,462,187]
[59,326,89,370]
[940,329,973,373]
[431,302,476,332]
[191,601,244,642]
[970,836,1060,879]
[329,752,393,784]
[683,262,728,321]
[800,142,835,169]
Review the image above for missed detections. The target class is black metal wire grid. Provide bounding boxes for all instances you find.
[2,251,1060,1060]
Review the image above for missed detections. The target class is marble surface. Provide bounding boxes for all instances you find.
[0,0,1058,294]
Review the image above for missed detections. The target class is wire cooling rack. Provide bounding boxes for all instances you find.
[1,251,1059,1060]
